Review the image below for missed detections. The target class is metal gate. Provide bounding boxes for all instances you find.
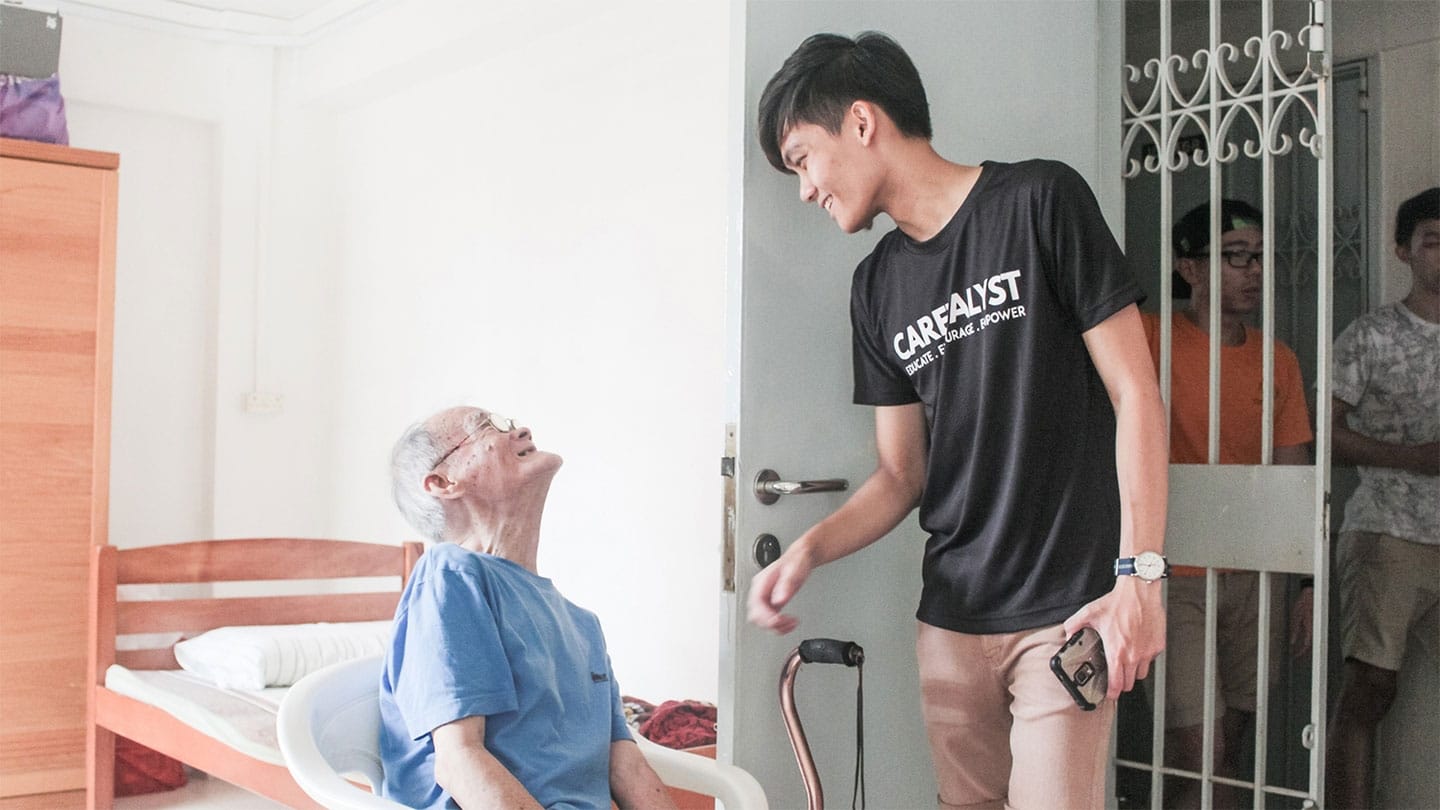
[1117,1,1335,807]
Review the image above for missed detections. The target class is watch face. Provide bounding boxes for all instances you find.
[1134,552,1165,580]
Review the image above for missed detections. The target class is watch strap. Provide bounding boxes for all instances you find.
[1114,554,1169,580]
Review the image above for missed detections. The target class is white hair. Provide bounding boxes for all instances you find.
[390,421,448,543]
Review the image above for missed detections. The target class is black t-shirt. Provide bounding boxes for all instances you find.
[851,159,1143,634]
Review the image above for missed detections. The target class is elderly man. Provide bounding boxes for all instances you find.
[379,405,675,809]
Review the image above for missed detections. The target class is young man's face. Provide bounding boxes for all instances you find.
[1178,226,1264,316]
[1397,218,1440,295]
[778,110,882,234]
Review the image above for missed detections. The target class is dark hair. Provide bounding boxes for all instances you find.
[757,31,932,174]
[1170,199,1263,298]
[1395,187,1440,246]
[1172,199,1264,258]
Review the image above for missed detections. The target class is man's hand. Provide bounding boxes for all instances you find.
[746,542,816,635]
[1075,305,1169,700]
[1064,576,1166,700]
[746,402,927,636]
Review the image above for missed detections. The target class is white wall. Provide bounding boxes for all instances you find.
[59,12,355,547]
[300,0,731,702]
[1373,38,1440,302]
[67,101,219,547]
[57,17,241,548]
[1329,1,1440,302]
[59,0,729,702]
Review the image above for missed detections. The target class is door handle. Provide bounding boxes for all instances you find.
[754,469,849,505]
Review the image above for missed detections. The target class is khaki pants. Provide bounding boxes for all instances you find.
[1161,572,1282,729]
[917,621,1114,810]
[1339,531,1440,670]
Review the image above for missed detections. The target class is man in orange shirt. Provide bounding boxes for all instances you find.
[1140,200,1314,808]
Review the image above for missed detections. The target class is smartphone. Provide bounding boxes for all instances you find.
[1051,627,1108,711]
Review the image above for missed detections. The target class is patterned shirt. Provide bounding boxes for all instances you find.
[1332,302,1439,545]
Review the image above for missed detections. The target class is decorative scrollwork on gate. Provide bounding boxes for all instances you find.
[1122,24,1325,178]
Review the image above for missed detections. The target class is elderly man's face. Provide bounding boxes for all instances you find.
[426,406,561,498]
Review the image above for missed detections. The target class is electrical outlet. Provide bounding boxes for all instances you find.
[244,391,284,414]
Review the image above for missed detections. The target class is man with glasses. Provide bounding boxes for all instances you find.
[1140,200,1314,808]
[378,406,675,810]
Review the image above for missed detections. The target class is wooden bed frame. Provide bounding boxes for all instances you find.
[87,538,422,809]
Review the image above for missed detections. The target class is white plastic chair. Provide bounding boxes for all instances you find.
[277,654,768,810]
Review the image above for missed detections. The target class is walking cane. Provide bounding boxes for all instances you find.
[778,638,865,810]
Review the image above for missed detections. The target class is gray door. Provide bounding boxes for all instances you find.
[720,3,1121,808]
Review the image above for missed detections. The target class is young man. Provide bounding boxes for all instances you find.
[1143,200,1314,808]
[747,32,1169,809]
[1325,187,1439,809]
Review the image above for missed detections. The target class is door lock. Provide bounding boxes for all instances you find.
[754,469,849,505]
[753,534,782,568]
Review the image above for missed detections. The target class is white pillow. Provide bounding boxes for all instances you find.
[173,621,391,690]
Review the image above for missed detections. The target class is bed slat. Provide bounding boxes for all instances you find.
[116,538,411,583]
[116,593,399,635]
[114,649,178,671]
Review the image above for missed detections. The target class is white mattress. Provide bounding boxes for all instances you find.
[104,665,290,765]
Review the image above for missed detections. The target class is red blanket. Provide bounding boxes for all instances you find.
[638,700,717,750]
[115,737,187,796]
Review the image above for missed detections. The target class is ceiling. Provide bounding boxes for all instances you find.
[37,0,391,42]
[147,0,343,18]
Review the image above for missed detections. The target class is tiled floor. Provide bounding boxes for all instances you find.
[113,773,286,809]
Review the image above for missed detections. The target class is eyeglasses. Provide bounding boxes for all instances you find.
[1210,249,1264,269]
[431,412,517,470]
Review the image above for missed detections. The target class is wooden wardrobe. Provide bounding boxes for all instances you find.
[0,137,118,809]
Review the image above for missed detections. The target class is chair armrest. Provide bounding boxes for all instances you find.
[634,735,768,810]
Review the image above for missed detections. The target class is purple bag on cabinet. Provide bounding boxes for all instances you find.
[0,74,69,145]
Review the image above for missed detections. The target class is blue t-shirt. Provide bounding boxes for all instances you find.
[378,543,631,809]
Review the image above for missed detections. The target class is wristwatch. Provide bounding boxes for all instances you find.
[1114,551,1170,582]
